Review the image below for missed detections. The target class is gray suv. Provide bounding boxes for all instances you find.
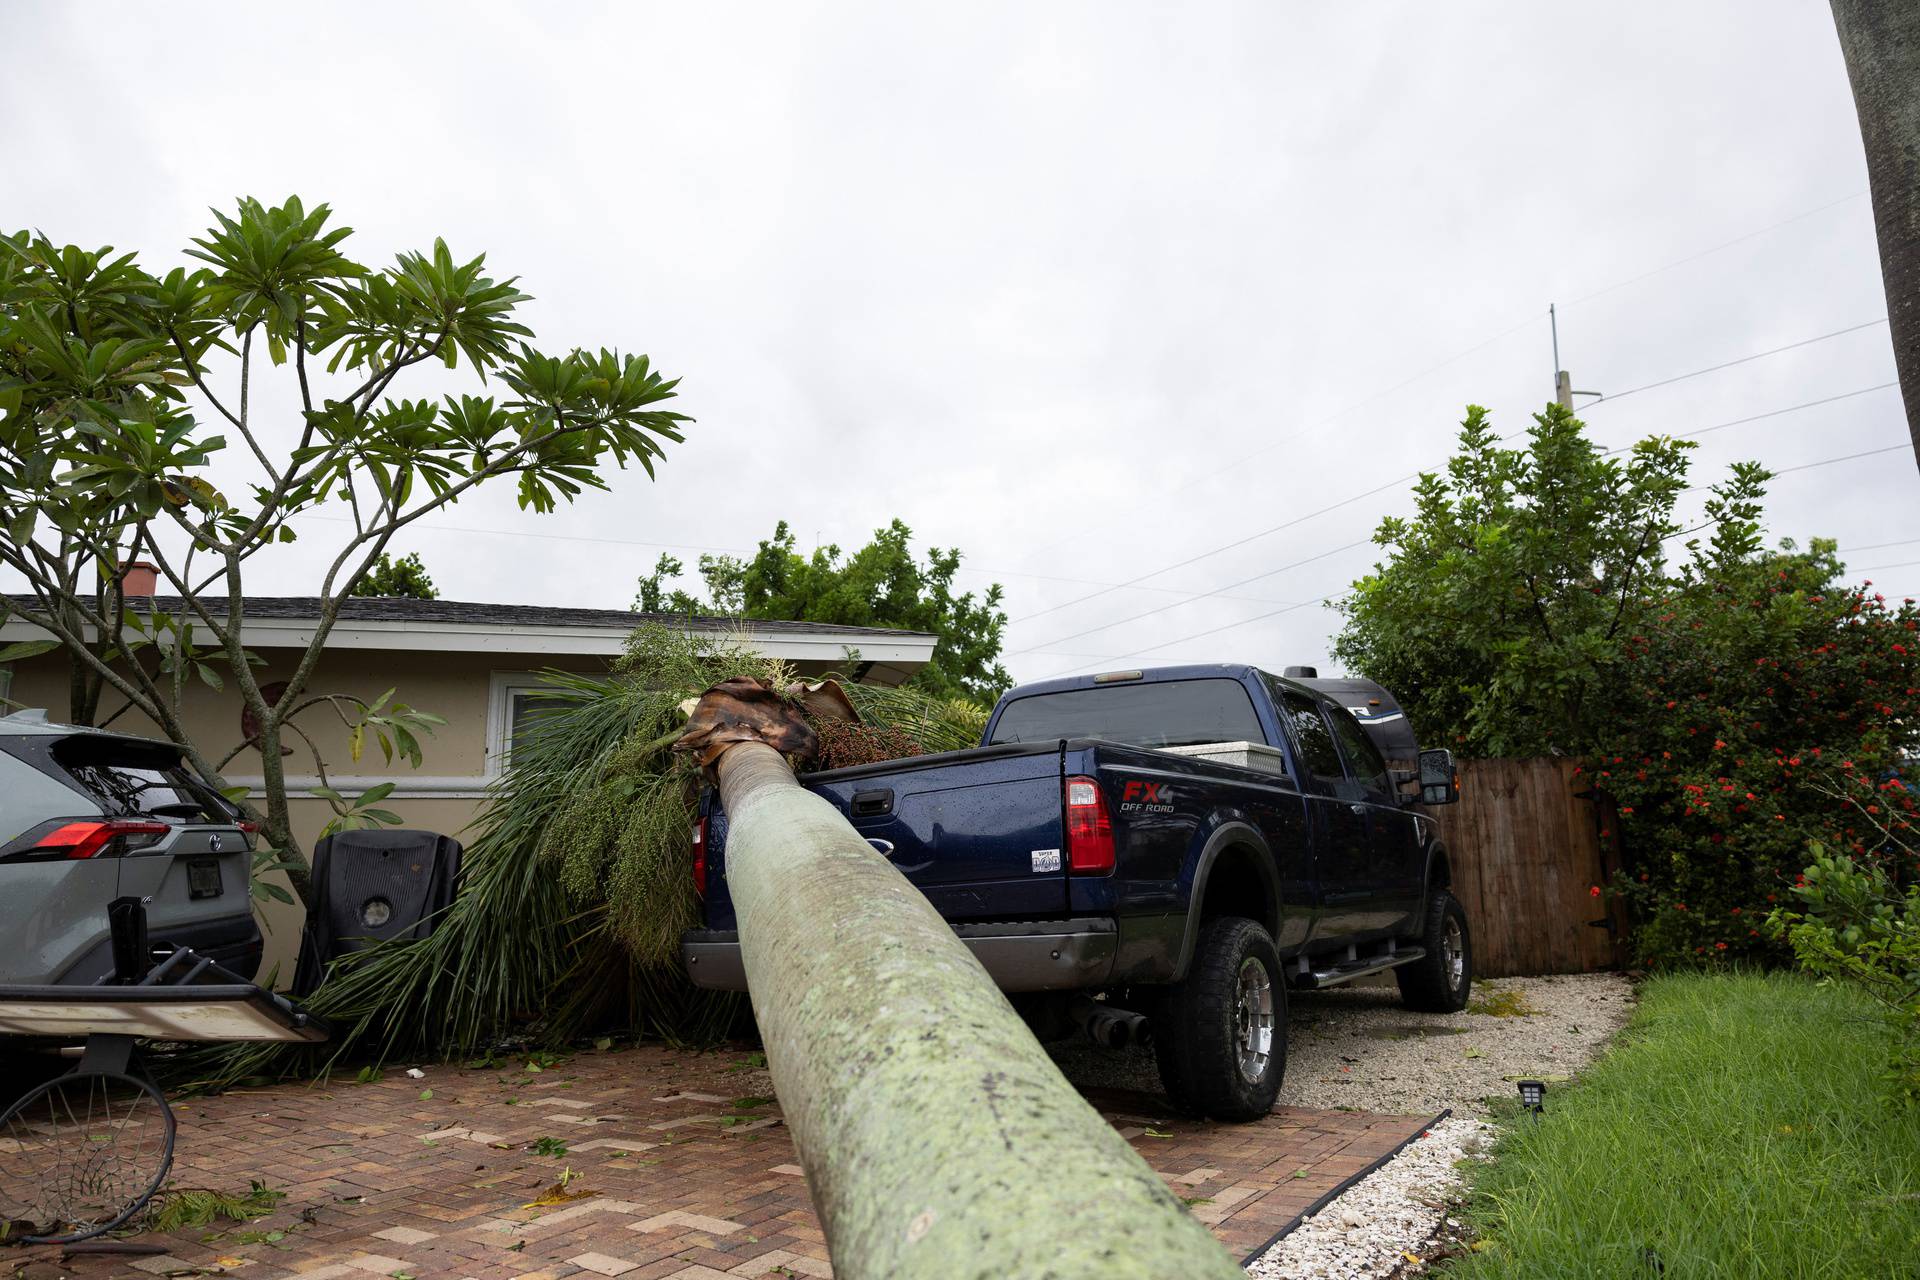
[0,711,261,985]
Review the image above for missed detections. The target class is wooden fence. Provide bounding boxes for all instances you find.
[1428,757,1627,978]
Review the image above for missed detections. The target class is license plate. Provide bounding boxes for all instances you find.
[187,858,223,900]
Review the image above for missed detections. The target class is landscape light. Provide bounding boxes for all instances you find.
[1516,1079,1546,1114]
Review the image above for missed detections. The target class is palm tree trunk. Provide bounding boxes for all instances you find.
[1830,0,1920,473]
[710,739,1241,1280]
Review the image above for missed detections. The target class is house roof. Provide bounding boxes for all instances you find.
[2,595,939,683]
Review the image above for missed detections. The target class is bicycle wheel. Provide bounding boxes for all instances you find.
[0,1069,176,1244]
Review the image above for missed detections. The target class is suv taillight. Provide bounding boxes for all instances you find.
[38,819,170,860]
[1064,776,1114,875]
[692,814,709,897]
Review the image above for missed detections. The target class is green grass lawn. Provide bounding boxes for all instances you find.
[1448,971,1920,1279]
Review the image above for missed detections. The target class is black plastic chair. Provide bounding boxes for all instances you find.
[291,828,463,997]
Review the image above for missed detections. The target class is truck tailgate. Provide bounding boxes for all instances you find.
[804,743,1067,920]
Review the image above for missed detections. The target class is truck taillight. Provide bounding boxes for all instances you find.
[38,819,170,860]
[692,815,709,897]
[1064,776,1114,875]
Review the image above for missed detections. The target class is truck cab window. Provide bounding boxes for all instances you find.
[1280,690,1344,786]
[1325,704,1392,800]
[987,678,1264,748]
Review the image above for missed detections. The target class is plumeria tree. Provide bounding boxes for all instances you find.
[0,197,690,903]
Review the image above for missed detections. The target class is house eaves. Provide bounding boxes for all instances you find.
[0,596,939,684]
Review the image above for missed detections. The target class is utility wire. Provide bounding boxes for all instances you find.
[1579,318,1888,411]
[1036,595,1339,678]
[1774,443,1910,475]
[1014,190,1869,566]
[1599,382,1897,455]
[1019,435,1916,676]
[1006,540,1368,656]
[1011,340,1898,630]
[1562,190,1868,309]
[1844,536,1920,556]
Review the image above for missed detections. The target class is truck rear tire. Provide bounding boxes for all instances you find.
[1154,917,1286,1122]
[1395,889,1472,1012]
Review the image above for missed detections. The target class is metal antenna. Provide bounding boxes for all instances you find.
[1549,302,1603,410]
[1551,302,1562,384]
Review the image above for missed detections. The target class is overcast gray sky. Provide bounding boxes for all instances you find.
[7,2,1915,685]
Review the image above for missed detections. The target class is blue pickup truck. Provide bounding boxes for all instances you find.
[682,663,1465,1121]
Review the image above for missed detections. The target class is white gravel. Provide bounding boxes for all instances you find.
[1049,972,1635,1275]
[1246,1115,1494,1280]
[1281,971,1634,1118]
[1052,973,1632,1118]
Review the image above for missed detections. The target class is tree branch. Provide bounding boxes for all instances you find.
[1605,521,1660,641]
[1523,573,1558,645]
[165,324,248,436]
[232,327,280,481]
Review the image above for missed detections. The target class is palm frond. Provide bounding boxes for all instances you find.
[180,625,987,1086]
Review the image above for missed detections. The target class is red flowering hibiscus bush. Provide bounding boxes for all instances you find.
[1598,546,1920,966]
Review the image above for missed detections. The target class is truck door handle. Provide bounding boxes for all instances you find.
[851,789,894,818]
[1347,803,1367,816]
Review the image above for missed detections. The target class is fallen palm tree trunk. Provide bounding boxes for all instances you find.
[678,678,1241,1280]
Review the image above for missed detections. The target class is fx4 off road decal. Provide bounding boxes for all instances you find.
[1119,780,1176,814]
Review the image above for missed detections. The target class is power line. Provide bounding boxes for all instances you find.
[1012,337,1898,631]
[1014,190,1869,567]
[1009,474,1417,626]
[1037,594,1340,679]
[1018,435,1916,677]
[1563,190,1868,309]
[1600,382,1897,455]
[1774,443,1910,475]
[1006,540,1368,657]
[1844,536,1920,555]
[1579,319,1888,411]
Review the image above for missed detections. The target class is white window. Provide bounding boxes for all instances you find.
[486,673,567,775]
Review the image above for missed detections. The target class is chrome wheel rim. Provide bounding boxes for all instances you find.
[1444,917,1466,991]
[1233,957,1275,1083]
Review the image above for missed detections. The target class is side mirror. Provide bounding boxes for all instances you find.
[1419,748,1459,806]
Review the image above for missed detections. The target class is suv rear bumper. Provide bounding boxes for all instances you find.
[682,917,1118,993]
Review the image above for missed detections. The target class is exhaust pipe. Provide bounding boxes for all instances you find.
[1070,995,1152,1050]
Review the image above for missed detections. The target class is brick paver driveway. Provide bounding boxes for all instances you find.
[35,1045,1436,1278]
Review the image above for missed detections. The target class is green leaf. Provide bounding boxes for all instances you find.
[0,640,60,663]
[357,781,397,806]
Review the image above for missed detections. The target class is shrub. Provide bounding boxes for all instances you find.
[1330,404,1920,969]
[1771,843,1920,1100]
[1598,549,1920,967]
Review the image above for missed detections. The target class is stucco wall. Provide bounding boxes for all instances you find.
[5,645,854,986]
[6,648,611,985]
